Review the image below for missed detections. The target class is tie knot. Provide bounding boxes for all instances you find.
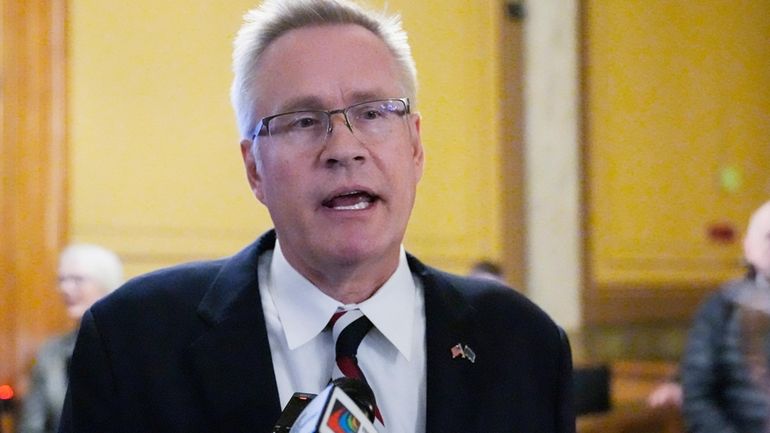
[330,309,373,357]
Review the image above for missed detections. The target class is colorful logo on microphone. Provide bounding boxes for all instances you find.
[326,400,361,433]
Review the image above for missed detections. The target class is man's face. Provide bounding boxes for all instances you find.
[241,24,423,279]
[58,259,107,320]
[745,203,770,279]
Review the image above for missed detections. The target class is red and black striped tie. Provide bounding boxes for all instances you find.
[329,309,383,423]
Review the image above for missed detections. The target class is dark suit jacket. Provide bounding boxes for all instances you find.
[59,230,574,433]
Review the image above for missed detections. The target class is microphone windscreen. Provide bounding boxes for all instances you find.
[330,378,376,422]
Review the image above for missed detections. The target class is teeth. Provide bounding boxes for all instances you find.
[333,199,372,211]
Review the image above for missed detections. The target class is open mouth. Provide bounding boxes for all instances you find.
[322,190,379,211]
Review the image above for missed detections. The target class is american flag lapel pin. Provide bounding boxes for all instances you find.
[450,343,464,359]
[450,342,476,363]
[462,344,476,363]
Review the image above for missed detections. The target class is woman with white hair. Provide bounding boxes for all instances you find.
[17,244,123,433]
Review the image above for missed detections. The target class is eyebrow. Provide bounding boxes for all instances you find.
[274,90,395,113]
[276,96,327,113]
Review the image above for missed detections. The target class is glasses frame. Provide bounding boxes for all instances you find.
[251,97,411,142]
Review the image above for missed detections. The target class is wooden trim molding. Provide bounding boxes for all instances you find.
[0,0,68,389]
[582,283,715,325]
[499,1,526,291]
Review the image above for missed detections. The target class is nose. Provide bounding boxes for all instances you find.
[321,114,366,167]
[59,275,76,289]
[327,110,353,135]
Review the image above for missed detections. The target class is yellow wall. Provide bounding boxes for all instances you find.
[586,1,770,286]
[69,1,505,278]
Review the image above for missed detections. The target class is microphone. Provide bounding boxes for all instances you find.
[272,378,377,433]
[328,377,376,423]
[272,392,316,433]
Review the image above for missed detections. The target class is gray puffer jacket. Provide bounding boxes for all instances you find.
[682,277,770,433]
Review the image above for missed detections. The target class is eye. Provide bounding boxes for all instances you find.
[352,103,388,121]
[290,115,321,129]
[361,109,382,120]
[270,112,325,135]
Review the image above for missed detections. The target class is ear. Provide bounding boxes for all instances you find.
[240,138,266,203]
[409,114,425,182]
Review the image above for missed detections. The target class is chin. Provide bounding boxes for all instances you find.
[325,238,397,266]
[67,308,85,320]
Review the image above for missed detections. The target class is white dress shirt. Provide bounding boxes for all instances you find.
[257,240,427,433]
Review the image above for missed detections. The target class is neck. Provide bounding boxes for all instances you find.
[311,270,392,304]
[281,248,401,304]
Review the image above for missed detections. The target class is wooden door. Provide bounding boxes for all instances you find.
[0,0,69,395]
[500,2,526,290]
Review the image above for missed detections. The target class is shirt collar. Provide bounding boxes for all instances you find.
[357,249,417,360]
[269,240,417,360]
[757,274,770,291]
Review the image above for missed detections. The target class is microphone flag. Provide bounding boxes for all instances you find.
[289,382,378,433]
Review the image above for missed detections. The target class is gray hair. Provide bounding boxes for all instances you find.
[59,244,124,293]
[230,0,418,139]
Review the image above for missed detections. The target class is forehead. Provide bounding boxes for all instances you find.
[58,257,92,276]
[748,205,770,236]
[253,24,403,114]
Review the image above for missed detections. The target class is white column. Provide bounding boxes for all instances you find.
[523,0,581,330]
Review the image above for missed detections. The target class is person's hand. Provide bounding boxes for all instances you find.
[646,381,683,409]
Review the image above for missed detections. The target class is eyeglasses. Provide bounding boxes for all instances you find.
[58,274,91,285]
[252,98,411,147]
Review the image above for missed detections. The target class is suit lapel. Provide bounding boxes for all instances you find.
[410,256,479,432]
[184,238,480,431]
[187,232,281,432]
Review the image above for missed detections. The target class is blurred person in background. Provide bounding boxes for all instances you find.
[681,200,770,433]
[647,378,683,410]
[468,260,507,285]
[17,244,123,433]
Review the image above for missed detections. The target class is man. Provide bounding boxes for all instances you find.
[19,244,123,433]
[682,200,770,433]
[60,1,574,432]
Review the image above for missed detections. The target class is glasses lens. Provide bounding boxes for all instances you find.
[267,111,328,145]
[258,99,409,147]
[347,99,408,142]
[58,274,88,285]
